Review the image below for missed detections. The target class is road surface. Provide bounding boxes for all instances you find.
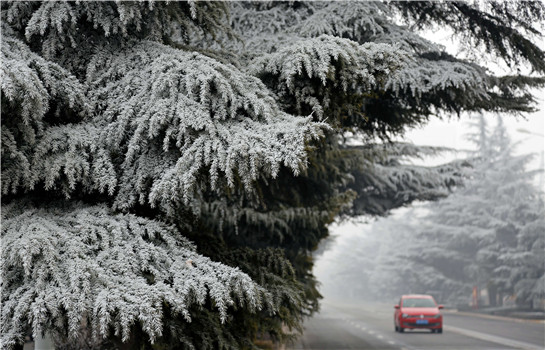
[289,300,545,350]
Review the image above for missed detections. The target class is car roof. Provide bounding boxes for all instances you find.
[401,294,433,299]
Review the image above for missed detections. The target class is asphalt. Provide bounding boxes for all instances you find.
[289,300,545,350]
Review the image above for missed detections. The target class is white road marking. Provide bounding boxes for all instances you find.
[445,325,543,350]
[337,312,405,350]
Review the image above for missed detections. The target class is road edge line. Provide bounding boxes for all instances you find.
[444,325,543,350]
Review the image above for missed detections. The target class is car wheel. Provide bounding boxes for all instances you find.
[438,328,443,334]
[399,327,404,333]
[395,325,398,332]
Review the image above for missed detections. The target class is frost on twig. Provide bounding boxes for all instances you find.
[250,34,410,119]
[86,41,326,213]
[1,29,88,195]
[1,200,269,348]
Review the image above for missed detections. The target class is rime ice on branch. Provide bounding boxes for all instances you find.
[1,201,269,347]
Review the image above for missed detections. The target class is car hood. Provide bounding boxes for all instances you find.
[401,307,439,315]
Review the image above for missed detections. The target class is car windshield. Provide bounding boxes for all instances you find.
[402,298,436,308]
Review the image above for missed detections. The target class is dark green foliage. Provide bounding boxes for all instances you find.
[345,143,470,216]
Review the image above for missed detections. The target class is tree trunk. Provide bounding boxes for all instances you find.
[488,283,497,307]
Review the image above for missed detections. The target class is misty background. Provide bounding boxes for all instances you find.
[313,106,545,310]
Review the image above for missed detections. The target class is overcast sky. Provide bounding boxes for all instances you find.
[401,96,545,170]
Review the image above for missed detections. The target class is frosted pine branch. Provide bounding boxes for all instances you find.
[225,2,438,58]
[86,41,326,212]
[250,35,410,118]
[1,29,87,141]
[385,58,487,99]
[251,35,408,91]
[294,2,387,41]
[8,1,230,58]
[1,29,87,195]
[1,200,269,348]
[29,124,117,197]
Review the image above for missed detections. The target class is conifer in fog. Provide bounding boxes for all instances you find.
[2,1,544,348]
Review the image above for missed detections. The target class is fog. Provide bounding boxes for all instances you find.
[313,110,545,310]
[314,206,431,306]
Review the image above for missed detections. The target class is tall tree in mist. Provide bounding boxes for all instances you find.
[2,1,544,348]
[322,116,544,308]
[409,116,545,307]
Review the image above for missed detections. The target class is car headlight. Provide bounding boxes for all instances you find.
[402,313,409,318]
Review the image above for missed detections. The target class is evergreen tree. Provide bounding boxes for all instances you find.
[437,116,543,307]
[2,1,544,348]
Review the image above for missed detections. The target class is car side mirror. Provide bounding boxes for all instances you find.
[394,305,400,309]
[438,305,444,309]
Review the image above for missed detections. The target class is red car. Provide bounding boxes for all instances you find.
[394,294,443,333]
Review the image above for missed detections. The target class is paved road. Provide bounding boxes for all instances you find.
[289,300,545,350]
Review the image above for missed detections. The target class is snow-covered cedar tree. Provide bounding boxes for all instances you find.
[2,1,545,348]
[85,40,326,214]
